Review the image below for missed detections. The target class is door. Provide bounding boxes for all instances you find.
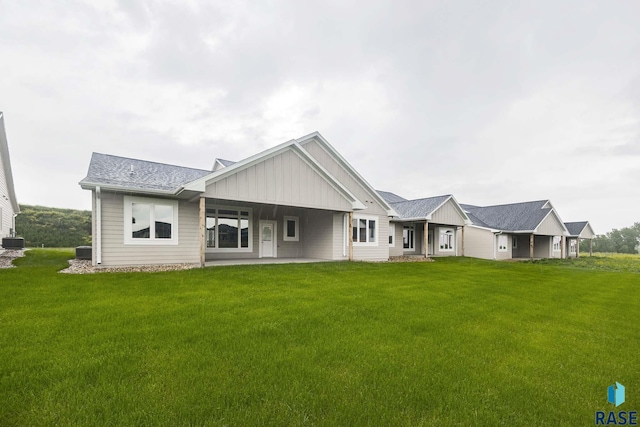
[260,221,276,258]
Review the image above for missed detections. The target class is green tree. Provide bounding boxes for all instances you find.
[15,205,92,248]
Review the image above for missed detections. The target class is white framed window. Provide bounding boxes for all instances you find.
[439,228,455,252]
[553,236,561,252]
[283,216,299,242]
[403,225,415,250]
[570,239,577,253]
[498,235,508,252]
[124,196,179,245]
[352,214,378,246]
[513,236,518,249]
[206,206,253,252]
[389,223,396,247]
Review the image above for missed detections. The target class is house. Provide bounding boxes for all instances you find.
[378,192,470,257]
[461,200,569,260]
[0,112,20,240]
[564,221,596,257]
[79,132,397,267]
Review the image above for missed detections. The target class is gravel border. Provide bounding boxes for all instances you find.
[0,249,26,269]
[387,256,435,263]
[60,259,199,274]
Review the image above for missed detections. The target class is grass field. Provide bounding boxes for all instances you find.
[1,250,639,426]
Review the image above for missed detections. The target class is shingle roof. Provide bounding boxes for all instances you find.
[390,195,452,220]
[564,221,588,236]
[377,190,407,204]
[217,158,236,167]
[462,200,552,231]
[79,153,210,193]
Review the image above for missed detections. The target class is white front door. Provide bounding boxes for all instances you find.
[260,221,276,258]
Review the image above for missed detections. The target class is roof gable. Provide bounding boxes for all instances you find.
[564,221,595,238]
[296,132,397,216]
[390,195,470,224]
[0,112,20,213]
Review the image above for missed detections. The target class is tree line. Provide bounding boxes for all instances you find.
[582,222,640,254]
[15,205,91,248]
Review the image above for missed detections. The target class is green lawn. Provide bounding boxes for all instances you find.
[1,250,638,426]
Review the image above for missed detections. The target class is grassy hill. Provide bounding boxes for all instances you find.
[15,204,91,247]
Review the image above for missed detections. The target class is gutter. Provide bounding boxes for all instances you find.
[96,187,102,265]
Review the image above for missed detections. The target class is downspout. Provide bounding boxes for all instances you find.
[96,186,102,265]
[493,231,502,260]
[12,213,17,237]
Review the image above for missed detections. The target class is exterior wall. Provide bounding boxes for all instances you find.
[0,159,15,238]
[462,226,496,260]
[202,149,353,212]
[331,213,350,261]
[91,190,96,265]
[533,235,552,258]
[581,225,596,239]
[98,192,200,267]
[430,200,467,226]
[537,211,566,236]
[389,221,403,257]
[512,235,531,258]
[352,215,390,261]
[494,233,513,260]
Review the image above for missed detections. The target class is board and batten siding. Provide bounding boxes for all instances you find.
[98,192,200,266]
[536,212,565,236]
[0,161,15,238]
[430,199,467,226]
[203,150,352,212]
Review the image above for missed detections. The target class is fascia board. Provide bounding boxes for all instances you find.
[467,224,501,233]
[296,132,398,216]
[79,181,176,196]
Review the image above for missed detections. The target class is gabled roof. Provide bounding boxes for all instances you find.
[390,194,470,223]
[79,153,210,194]
[0,112,20,213]
[212,158,237,171]
[296,132,397,216]
[564,221,595,237]
[462,200,567,234]
[377,190,407,204]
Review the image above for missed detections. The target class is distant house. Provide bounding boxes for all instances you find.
[0,112,20,239]
[378,192,470,257]
[80,132,397,267]
[461,200,568,260]
[564,221,596,257]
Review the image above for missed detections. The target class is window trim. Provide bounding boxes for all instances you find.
[123,196,179,245]
[283,216,299,242]
[438,227,455,252]
[403,225,415,250]
[553,236,561,252]
[498,235,508,252]
[205,205,253,253]
[352,214,379,246]
[389,223,396,247]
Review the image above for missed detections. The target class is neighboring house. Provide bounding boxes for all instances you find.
[0,112,20,239]
[461,200,568,260]
[378,191,470,257]
[564,221,596,257]
[80,132,397,267]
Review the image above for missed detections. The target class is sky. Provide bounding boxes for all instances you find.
[1,0,639,233]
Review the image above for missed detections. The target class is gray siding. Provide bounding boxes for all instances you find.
[431,225,461,257]
[301,139,388,217]
[353,215,390,261]
[537,212,565,235]
[203,150,352,212]
[0,161,14,238]
[389,222,403,257]
[430,199,466,226]
[331,213,349,261]
[99,192,200,266]
[581,225,596,239]
[462,226,496,260]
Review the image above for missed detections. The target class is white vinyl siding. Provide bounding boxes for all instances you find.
[430,199,467,226]
[389,223,396,247]
[283,216,299,242]
[498,235,508,252]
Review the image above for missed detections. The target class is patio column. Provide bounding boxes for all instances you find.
[560,236,564,259]
[348,212,353,261]
[576,238,580,258]
[461,226,465,256]
[589,239,593,256]
[423,221,429,258]
[199,197,205,268]
[529,234,534,259]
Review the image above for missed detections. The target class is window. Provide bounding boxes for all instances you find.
[124,196,178,245]
[513,236,518,249]
[439,228,455,251]
[498,235,508,252]
[206,207,252,252]
[570,239,577,253]
[553,236,561,252]
[403,225,415,249]
[352,215,378,245]
[389,223,396,247]
[283,216,299,241]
